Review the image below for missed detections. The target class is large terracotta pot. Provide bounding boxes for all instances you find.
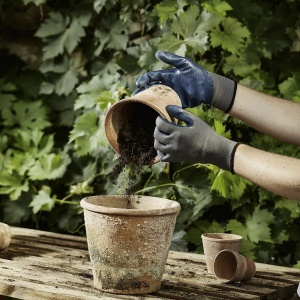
[104,84,181,163]
[80,195,180,294]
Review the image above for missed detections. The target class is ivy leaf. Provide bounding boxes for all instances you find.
[213,119,231,139]
[69,111,108,156]
[210,17,250,53]
[75,74,120,110]
[69,181,94,195]
[172,5,200,39]
[278,73,300,101]
[0,172,29,200]
[275,199,300,219]
[245,207,274,243]
[95,21,128,55]
[226,219,248,238]
[55,67,79,96]
[35,12,66,38]
[158,35,187,55]
[202,0,232,17]
[210,170,248,199]
[29,152,71,180]
[29,186,56,214]
[154,0,178,26]
[2,101,50,130]
[42,18,85,59]
[0,80,16,105]
[223,48,261,77]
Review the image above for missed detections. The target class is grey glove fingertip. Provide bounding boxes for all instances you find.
[166,105,194,126]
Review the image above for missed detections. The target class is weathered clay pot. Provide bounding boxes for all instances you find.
[214,249,256,283]
[201,233,243,274]
[80,195,180,294]
[104,84,181,163]
[0,222,11,251]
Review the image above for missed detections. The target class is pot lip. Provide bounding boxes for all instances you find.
[201,233,243,242]
[80,195,181,216]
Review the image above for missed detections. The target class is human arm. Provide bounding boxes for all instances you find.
[155,105,300,201]
[234,144,300,200]
[230,85,300,146]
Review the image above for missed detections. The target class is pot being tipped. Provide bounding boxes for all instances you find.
[104,84,181,164]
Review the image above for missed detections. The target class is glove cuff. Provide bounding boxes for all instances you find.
[211,138,240,173]
[209,72,237,113]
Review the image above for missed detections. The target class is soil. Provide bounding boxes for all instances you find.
[109,104,158,196]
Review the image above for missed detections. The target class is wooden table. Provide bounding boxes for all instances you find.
[0,227,299,300]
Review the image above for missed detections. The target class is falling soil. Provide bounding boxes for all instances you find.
[109,104,158,196]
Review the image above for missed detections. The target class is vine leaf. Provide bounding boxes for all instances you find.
[0,172,29,200]
[35,12,65,38]
[245,207,274,243]
[29,186,56,214]
[202,0,232,17]
[29,153,71,180]
[2,101,50,130]
[210,17,250,53]
[69,111,107,156]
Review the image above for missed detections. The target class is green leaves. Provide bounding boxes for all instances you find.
[29,153,71,180]
[69,111,107,156]
[210,17,250,53]
[36,13,85,59]
[2,100,50,130]
[159,6,219,54]
[29,186,56,214]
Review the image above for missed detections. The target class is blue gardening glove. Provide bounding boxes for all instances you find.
[154,105,239,172]
[134,51,237,112]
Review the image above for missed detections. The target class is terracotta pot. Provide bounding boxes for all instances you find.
[0,223,11,251]
[104,84,181,163]
[201,233,243,274]
[80,195,180,294]
[214,250,256,283]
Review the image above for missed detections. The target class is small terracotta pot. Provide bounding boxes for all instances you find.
[104,84,181,163]
[214,250,256,283]
[0,222,11,250]
[201,233,243,274]
[80,195,180,294]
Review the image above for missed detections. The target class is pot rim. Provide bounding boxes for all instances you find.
[80,195,181,216]
[201,233,243,242]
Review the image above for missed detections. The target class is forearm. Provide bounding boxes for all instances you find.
[233,144,300,200]
[229,85,300,146]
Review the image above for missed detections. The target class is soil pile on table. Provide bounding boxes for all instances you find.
[109,104,158,196]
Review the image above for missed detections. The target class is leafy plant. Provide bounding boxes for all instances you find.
[0,0,299,267]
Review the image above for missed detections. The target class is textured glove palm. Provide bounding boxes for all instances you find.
[135,51,237,112]
[154,105,239,172]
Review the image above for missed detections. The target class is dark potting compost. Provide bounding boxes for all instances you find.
[109,104,158,196]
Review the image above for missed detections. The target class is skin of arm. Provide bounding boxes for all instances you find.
[229,84,300,200]
[234,144,300,200]
[230,84,300,146]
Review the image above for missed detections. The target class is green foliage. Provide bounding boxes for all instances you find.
[0,0,300,268]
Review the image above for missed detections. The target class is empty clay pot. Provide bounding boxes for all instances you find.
[214,250,256,283]
[0,222,11,250]
[201,233,243,274]
[80,195,180,294]
[104,84,181,163]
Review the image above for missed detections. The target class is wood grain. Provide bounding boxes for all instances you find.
[0,227,298,299]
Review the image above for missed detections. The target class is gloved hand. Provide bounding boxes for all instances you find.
[134,51,237,112]
[154,105,239,172]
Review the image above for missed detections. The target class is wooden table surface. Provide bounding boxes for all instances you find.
[0,227,299,300]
